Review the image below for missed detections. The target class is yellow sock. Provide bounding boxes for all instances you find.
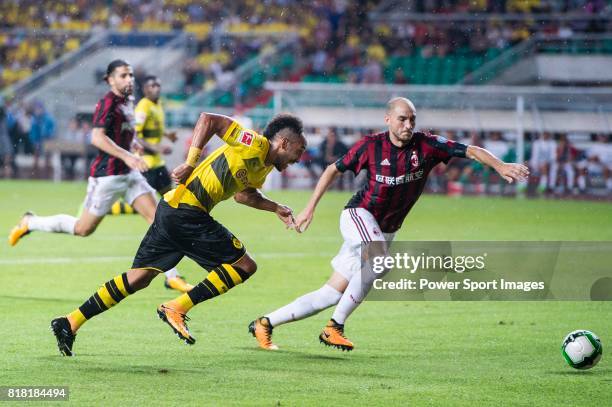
[110,201,135,215]
[123,202,134,214]
[165,294,194,313]
[67,309,87,333]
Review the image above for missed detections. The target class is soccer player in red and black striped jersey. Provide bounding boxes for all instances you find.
[8,59,192,293]
[250,97,529,351]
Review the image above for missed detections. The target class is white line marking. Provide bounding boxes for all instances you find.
[0,252,336,265]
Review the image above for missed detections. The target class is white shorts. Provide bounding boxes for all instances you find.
[331,208,395,280]
[83,171,156,217]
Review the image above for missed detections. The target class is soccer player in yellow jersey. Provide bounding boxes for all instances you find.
[134,75,176,194]
[50,112,306,355]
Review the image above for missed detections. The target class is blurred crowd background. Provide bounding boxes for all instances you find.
[1,0,611,198]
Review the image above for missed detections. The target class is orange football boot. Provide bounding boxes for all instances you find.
[248,317,279,350]
[8,212,33,246]
[319,319,354,351]
[164,276,194,293]
[157,304,195,344]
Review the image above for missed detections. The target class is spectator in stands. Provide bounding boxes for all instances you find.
[530,132,557,194]
[0,99,14,178]
[28,101,55,177]
[577,133,612,195]
[7,101,31,160]
[553,133,579,194]
[459,131,487,194]
[318,127,349,190]
[60,118,91,180]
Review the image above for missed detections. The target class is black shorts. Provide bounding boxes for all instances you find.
[143,166,172,193]
[132,200,246,272]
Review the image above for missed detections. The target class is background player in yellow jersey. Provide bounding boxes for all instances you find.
[50,112,306,355]
[134,75,177,194]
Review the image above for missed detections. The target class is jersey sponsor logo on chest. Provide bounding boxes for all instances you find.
[239,130,254,146]
[375,169,424,185]
[235,168,249,186]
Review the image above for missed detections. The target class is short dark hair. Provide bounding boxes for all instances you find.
[103,59,130,81]
[263,113,303,140]
[143,75,159,84]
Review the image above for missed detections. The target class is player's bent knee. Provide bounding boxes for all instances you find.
[233,255,257,275]
[127,267,161,291]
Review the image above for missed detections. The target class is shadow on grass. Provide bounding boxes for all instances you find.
[545,368,611,376]
[37,349,392,380]
[234,346,349,361]
[0,295,77,304]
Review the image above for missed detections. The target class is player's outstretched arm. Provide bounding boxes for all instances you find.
[466,145,530,183]
[295,163,342,233]
[171,113,234,184]
[91,127,148,172]
[234,188,296,229]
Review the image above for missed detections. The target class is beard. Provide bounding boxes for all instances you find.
[121,85,133,96]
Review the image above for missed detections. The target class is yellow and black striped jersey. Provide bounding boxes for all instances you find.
[163,121,273,212]
[135,97,165,168]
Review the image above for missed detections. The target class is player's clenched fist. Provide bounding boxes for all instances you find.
[171,163,195,184]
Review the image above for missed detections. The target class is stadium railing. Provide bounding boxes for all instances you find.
[462,34,612,85]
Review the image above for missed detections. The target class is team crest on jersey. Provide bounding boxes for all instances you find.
[232,237,243,249]
[239,131,254,146]
[410,150,419,169]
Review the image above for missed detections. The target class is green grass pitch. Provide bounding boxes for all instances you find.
[0,180,610,405]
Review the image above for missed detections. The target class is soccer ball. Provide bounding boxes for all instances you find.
[561,330,603,370]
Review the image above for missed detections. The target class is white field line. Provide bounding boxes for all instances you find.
[0,252,336,265]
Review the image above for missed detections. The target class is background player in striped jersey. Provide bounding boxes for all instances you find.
[8,60,192,293]
[108,75,177,215]
[49,112,306,356]
[250,97,529,351]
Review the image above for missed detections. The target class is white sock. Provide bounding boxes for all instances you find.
[266,284,342,327]
[331,272,377,325]
[539,175,548,189]
[28,215,76,234]
[164,267,179,279]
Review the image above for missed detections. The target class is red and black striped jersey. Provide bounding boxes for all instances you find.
[336,131,468,233]
[89,91,136,177]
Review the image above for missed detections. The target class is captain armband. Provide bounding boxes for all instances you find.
[186,147,202,167]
